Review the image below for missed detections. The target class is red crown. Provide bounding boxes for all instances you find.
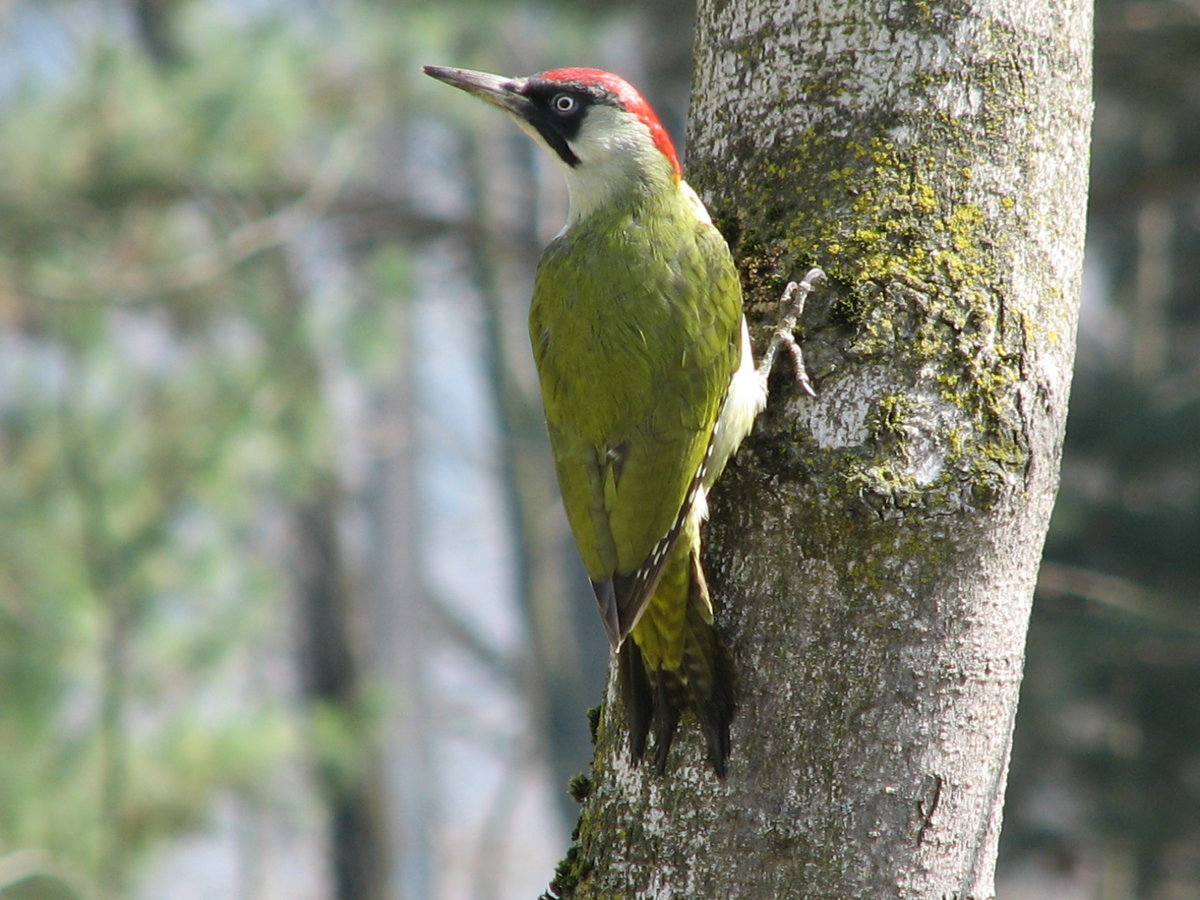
[540,68,681,180]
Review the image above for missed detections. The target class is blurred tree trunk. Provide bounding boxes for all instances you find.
[464,130,605,825]
[272,262,390,900]
[293,478,388,900]
[365,309,434,900]
[131,0,183,68]
[558,0,1091,897]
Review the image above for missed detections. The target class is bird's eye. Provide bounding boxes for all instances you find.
[552,93,577,115]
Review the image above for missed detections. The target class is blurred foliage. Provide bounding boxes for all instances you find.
[0,1,416,893]
[1002,1,1200,896]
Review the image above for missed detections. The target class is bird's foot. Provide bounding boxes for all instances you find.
[756,267,825,397]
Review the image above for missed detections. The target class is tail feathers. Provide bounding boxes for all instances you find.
[617,559,736,777]
[685,551,736,775]
[620,638,653,764]
[651,670,684,774]
[684,606,736,776]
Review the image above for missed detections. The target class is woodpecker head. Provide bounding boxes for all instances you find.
[424,65,682,222]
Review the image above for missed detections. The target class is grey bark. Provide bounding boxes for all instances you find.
[558,1,1091,898]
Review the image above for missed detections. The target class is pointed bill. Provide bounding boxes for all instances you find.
[422,66,531,118]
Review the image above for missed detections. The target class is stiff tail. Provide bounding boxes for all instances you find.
[618,549,736,776]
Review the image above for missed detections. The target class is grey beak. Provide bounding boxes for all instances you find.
[422,65,532,119]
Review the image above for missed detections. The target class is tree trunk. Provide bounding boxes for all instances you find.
[556,1,1091,897]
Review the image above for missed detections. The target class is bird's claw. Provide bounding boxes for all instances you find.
[757,267,824,396]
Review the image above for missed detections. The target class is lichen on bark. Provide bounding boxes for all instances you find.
[693,24,1063,523]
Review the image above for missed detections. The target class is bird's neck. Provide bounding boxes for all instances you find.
[561,154,682,231]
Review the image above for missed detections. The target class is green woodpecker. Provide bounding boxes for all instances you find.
[424,64,818,776]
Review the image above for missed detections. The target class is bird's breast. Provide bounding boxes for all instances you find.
[531,224,705,442]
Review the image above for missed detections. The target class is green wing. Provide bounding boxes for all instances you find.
[529,201,742,645]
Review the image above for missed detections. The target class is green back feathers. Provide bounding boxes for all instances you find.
[529,184,743,621]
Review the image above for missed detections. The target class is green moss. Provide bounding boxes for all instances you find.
[586,704,602,746]
[541,840,592,900]
[567,773,592,804]
[697,98,1034,520]
[542,709,604,899]
[842,460,920,509]
[868,392,915,442]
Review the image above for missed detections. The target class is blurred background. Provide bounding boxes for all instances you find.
[0,1,1196,898]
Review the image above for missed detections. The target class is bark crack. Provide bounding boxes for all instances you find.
[917,773,944,846]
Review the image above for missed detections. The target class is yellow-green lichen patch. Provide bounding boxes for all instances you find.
[707,123,1031,518]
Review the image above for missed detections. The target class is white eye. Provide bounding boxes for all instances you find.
[552,93,577,114]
